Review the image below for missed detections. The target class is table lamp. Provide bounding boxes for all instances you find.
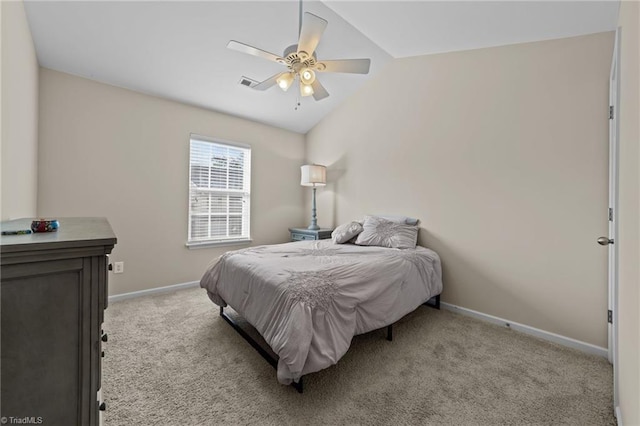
[300,164,326,230]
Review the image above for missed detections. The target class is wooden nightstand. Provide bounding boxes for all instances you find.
[289,227,333,242]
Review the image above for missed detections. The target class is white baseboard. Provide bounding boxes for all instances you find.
[440,302,608,358]
[615,406,622,426]
[108,281,200,303]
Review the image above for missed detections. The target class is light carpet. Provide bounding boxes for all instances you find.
[102,287,615,425]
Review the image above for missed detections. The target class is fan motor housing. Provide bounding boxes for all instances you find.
[282,44,317,72]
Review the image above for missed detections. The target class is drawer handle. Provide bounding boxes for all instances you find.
[99,402,106,411]
[101,333,108,342]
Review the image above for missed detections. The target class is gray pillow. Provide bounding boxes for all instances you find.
[354,216,418,249]
[331,221,364,244]
[376,215,420,226]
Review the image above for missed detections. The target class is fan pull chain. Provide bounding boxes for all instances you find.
[294,94,301,111]
[294,73,302,110]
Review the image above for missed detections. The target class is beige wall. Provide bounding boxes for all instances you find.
[306,32,614,348]
[1,0,38,220]
[617,1,640,424]
[38,68,305,295]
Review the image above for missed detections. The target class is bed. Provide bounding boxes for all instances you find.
[200,220,443,392]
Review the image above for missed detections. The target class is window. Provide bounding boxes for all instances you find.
[187,134,251,247]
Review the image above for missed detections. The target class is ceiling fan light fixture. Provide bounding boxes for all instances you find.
[227,10,370,103]
[276,72,295,91]
[300,68,316,85]
[300,82,314,97]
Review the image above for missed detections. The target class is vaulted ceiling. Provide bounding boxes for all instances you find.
[24,1,619,134]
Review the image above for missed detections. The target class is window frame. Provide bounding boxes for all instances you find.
[186,134,252,249]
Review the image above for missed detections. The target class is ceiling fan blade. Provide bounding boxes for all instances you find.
[297,12,328,58]
[253,72,287,91]
[311,79,329,101]
[316,59,371,74]
[227,40,282,63]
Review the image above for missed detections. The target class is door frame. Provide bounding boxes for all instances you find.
[608,27,620,410]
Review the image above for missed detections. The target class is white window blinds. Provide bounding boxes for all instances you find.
[188,135,251,245]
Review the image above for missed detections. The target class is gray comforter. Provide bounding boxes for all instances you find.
[200,240,443,384]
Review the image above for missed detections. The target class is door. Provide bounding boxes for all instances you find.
[601,28,620,408]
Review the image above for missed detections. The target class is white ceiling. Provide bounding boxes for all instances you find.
[24,1,619,134]
[324,1,620,58]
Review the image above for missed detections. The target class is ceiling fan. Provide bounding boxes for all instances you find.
[227,6,371,101]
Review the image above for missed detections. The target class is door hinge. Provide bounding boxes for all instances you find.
[608,310,613,324]
[609,208,613,221]
[609,106,614,120]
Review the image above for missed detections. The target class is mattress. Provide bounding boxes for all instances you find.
[200,239,443,384]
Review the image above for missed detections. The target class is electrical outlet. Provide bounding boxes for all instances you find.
[114,262,124,274]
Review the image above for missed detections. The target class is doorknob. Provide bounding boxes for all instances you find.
[597,237,614,245]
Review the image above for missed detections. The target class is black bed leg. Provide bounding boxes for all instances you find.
[386,324,393,341]
[218,304,305,394]
[424,295,441,310]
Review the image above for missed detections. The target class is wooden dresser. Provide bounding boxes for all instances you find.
[0,217,117,426]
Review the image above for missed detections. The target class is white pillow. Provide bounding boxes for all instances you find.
[354,216,418,249]
[331,221,364,244]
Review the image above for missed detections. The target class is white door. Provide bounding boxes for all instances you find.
[601,28,620,408]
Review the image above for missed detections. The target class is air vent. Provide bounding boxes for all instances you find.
[238,76,258,88]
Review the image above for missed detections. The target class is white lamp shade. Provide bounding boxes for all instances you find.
[300,82,314,97]
[276,72,295,91]
[300,164,326,187]
[300,68,316,85]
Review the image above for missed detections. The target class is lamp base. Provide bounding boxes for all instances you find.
[307,186,320,231]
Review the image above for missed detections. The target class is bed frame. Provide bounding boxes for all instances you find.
[219,294,441,393]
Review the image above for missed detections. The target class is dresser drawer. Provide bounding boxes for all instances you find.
[289,227,333,242]
[291,232,315,241]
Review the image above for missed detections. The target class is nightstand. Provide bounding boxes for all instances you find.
[289,227,333,242]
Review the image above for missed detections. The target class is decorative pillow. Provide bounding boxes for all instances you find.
[376,215,420,226]
[354,216,418,249]
[331,221,364,244]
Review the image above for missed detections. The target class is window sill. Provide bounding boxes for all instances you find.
[186,239,252,250]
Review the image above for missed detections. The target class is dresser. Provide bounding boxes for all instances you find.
[0,217,117,426]
[289,227,333,242]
